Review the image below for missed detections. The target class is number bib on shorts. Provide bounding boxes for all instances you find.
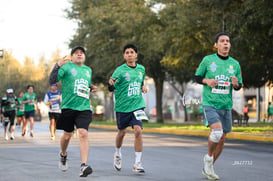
[4,117,9,122]
[133,110,148,121]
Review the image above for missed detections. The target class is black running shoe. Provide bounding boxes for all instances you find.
[59,152,68,171]
[79,164,93,177]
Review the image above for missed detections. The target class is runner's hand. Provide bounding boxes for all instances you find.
[109,77,117,85]
[142,86,148,93]
[231,76,239,88]
[91,85,97,93]
[57,56,70,67]
[204,79,218,88]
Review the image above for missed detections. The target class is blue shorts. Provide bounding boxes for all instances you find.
[116,109,144,130]
[203,106,232,133]
[24,110,35,119]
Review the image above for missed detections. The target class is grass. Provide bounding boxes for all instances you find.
[92,120,273,134]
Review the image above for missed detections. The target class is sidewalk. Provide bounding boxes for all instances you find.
[90,124,273,143]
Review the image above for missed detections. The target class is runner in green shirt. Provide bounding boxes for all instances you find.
[1,88,17,140]
[15,92,25,131]
[195,32,243,180]
[267,102,273,121]
[49,46,97,177]
[109,44,147,173]
[21,85,37,137]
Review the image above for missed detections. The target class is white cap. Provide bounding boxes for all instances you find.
[6,88,13,94]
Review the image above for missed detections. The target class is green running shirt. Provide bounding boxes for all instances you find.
[23,92,37,112]
[195,53,243,110]
[58,62,92,111]
[2,96,16,112]
[16,98,24,116]
[112,63,146,112]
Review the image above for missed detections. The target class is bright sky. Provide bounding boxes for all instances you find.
[0,0,77,64]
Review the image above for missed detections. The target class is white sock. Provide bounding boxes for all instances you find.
[115,148,121,156]
[206,154,213,161]
[135,152,142,164]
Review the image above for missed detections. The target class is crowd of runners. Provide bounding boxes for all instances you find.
[0,32,243,180]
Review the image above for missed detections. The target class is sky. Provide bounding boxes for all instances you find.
[0,0,77,64]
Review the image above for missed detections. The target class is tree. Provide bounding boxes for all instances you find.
[231,0,273,88]
[66,0,168,122]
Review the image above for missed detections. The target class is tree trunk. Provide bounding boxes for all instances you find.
[155,78,164,123]
[182,101,188,122]
[168,81,188,122]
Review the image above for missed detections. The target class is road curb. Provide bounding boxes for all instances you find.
[90,124,273,143]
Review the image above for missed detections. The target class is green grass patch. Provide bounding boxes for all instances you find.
[92,120,273,134]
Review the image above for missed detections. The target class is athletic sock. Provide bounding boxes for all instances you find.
[135,152,142,164]
[115,147,122,156]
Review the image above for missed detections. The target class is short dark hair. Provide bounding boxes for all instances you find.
[27,85,34,90]
[214,32,230,43]
[123,44,138,53]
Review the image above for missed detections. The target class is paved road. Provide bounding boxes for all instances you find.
[0,122,273,181]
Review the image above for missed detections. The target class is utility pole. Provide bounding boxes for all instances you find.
[257,87,261,122]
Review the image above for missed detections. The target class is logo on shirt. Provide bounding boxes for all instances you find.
[71,68,77,76]
[227,65,235,74]
[210,62,217,72]
[139,72,143,80]
[125,72,130,81]
[86,71,90,78]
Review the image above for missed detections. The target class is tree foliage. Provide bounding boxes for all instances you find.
[0,50,61,101]
[66,0,168,122]
[64,0,273,122]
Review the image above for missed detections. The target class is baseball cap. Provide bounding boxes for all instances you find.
[71,46,85,55]
[51,83,57,87]
[6,88,14,94]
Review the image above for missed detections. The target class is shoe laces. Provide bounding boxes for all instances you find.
[135,162,144,169]
[115,156,121,164]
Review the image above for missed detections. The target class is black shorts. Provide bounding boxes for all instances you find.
[116,109,144,130]
[57,109,92,132]
[3,110,16,126]
[25,110,35,119]
[17,114,24,118]
[48,112,61,121]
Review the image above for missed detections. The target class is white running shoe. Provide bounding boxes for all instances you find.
[5,134,9,140]
[59,152,68,171]
[202,154,220,180]
[113,152,122,171]
[133,162,145,173]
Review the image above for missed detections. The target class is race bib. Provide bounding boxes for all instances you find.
[4,117,9,122]
[133,110,148,121]
[51,104,60,110]
[212,81,230,94]
[29,100,35,105]
[19,106,24,112]
[76,84,90,99]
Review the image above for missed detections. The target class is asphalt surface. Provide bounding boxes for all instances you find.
[0,122,273,181]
